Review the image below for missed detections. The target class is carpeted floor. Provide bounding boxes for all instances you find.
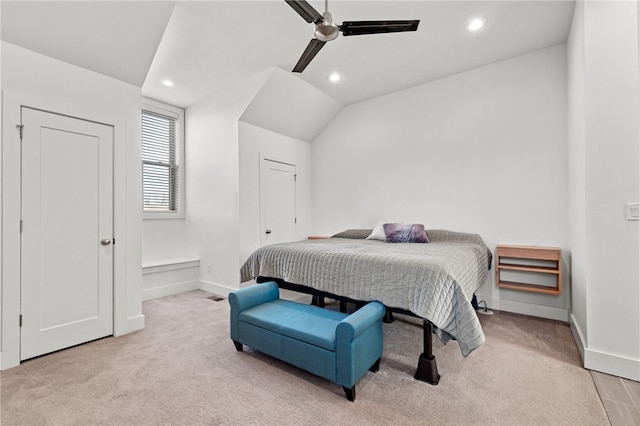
[1,289,609,425]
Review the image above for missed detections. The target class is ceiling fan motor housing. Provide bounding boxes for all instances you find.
[314,11,339,41]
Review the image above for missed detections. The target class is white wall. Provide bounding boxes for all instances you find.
[238,121,313,266]
[142,219,194,261]
[567,0,588,353]
[567,0,640,381]
[185,67,338,295]
[311,45,569,320]
[240,67,343,143]
[0,42,144,369]
[185,70,271,295]
[142,258,200,301]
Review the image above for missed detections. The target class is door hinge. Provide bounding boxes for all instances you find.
[19,314,22,327]
[16,124,24,139]
[294,174,297,182]
[20,220,23,233]
[295,217,297,224]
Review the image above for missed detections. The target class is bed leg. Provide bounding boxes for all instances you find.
[414,320,440,385]
[383,309,394,323]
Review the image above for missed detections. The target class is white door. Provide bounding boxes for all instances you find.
[260,158,296,246]
[20,107,114,360]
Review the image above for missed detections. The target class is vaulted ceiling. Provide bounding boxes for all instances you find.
[1,1,576,108]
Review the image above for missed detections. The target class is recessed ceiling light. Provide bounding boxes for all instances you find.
[161,79,174,87]
[466,17,486,32]
[328,73,341,82]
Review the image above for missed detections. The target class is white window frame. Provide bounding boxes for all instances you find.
[142,98,185,220]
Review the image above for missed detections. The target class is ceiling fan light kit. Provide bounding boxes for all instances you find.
[285,0,420,73]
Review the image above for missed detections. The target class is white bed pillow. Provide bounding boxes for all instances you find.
[366,220,388,241]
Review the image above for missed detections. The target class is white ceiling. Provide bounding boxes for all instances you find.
[1,1,576,108]
[1,1,175,87]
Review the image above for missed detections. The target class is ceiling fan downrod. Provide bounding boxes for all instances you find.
[314,0,339,41]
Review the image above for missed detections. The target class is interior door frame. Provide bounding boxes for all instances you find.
[1,90,139,370]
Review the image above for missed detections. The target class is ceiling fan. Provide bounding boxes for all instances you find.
[285,0,420,73]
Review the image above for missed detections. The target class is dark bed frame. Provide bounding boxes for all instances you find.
[256,276,480,385]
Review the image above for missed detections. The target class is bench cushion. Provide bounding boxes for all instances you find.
[239,299,348,351]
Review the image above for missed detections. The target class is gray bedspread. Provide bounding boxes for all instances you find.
[240,229,490,357]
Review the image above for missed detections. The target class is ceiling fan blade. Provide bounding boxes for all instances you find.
[339,20,420,36]
[285,0,324,24]
[292,38,327,73]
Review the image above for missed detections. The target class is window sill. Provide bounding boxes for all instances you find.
[143,211,184,220]
[142,258,199,275]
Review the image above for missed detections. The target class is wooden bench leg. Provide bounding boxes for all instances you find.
[369,358,381,373]
[343,386,356,402]
[233,341,243,352]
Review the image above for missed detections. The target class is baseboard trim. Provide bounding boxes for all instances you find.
[0,352,19,371]
[585,348,640,381]
[568,313,639,381]
[569,313,586,362]
[475,294,569,322]
[198,280,238,298]
[142,280,200,301]
[118,314,145,336]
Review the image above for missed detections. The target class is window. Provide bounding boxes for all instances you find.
[142,99,185,219]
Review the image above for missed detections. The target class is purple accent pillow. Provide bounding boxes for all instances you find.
[383,223,429,243]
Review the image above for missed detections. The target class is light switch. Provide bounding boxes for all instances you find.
[626,202,639,221]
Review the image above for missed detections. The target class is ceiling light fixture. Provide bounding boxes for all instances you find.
[161,79,174,87]
[328,73,341,82]
[466,17,486,32]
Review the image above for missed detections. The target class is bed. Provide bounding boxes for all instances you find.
[240,228,492,384]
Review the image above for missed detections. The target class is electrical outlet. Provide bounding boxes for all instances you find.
[207,264,212,273]
[626,202,639,221]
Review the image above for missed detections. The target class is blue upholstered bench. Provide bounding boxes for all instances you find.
[229,282,385,401]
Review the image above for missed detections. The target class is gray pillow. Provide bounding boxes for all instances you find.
[331,229,373,239]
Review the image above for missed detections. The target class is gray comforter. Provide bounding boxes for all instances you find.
[240,229,490,357]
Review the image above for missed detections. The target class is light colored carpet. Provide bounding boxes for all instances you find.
[1,290,609,425]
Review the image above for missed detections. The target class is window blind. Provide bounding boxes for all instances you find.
[142,109,179,212]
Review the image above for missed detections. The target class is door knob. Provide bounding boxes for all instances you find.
[265,229,272,234]
[101,238,112,246]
